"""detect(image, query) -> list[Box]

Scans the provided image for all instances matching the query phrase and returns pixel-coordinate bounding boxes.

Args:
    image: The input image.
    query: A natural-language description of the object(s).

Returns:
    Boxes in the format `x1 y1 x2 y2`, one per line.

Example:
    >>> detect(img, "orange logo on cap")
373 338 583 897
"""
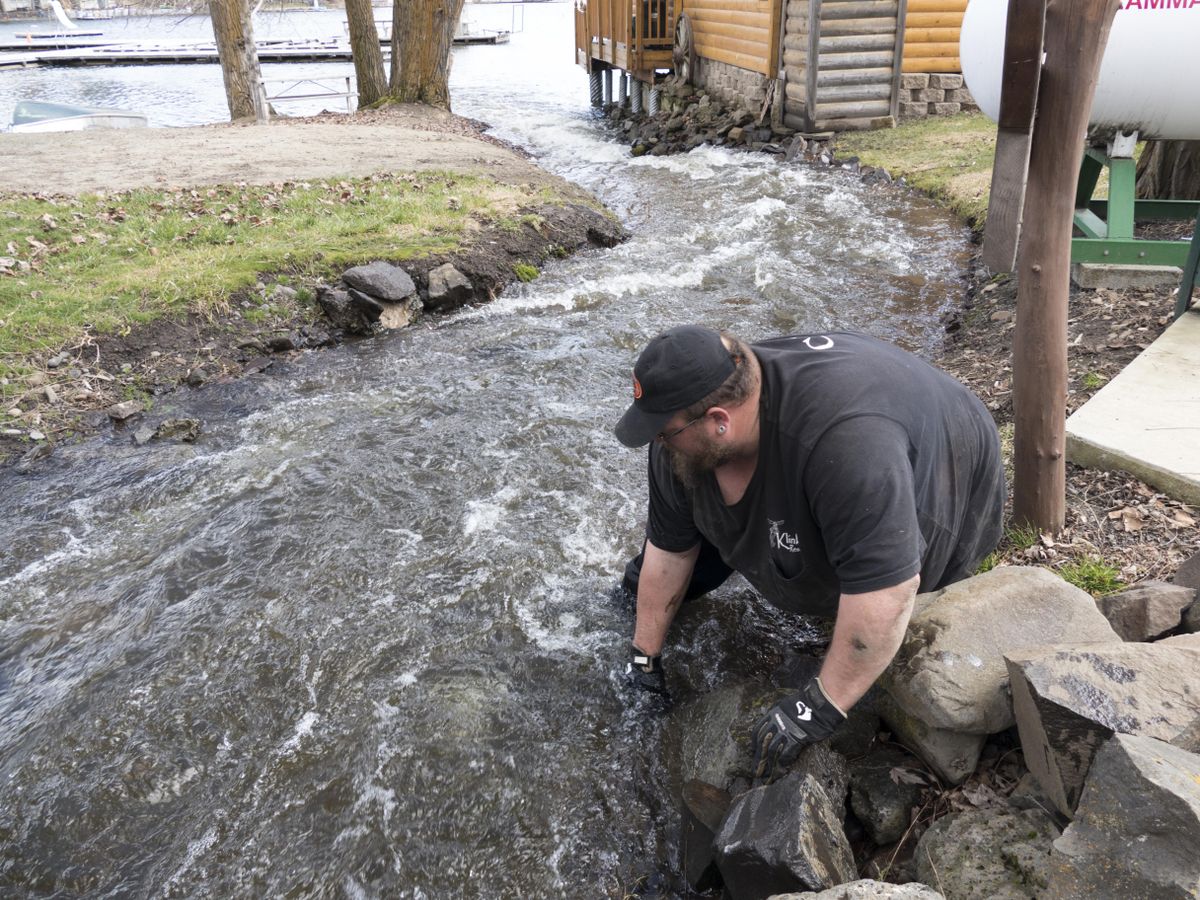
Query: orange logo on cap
633 375 643 399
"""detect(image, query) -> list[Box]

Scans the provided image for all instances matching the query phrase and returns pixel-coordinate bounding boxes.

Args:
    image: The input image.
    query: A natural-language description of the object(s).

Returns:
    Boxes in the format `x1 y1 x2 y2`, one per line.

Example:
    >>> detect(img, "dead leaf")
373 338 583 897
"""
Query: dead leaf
1121 508 1145 532
890 767 931 787
1172 510 1197 527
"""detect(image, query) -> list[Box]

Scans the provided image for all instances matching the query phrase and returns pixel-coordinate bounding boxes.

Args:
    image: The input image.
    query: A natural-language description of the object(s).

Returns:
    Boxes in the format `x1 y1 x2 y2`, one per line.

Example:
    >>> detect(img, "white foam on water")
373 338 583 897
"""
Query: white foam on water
462 485 519 536
280 711 319 755
163 824 219 895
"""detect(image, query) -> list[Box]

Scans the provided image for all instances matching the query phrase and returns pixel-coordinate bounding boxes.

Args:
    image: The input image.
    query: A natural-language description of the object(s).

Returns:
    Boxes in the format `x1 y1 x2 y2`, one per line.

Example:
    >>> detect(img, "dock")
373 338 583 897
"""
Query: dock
0 31 509 69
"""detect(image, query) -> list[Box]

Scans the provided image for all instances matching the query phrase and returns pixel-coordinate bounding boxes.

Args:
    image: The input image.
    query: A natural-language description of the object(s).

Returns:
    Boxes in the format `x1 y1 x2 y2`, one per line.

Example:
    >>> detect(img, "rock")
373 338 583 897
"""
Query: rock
186 367 208 386
341 261 416 301
25 371 46 387
848 746 925 844
267 333 302 353
42 384 58 404
269 284 298 303
425 263 475 312
862 167 893 186
681 780 731 892
675 684 756 791
46 352 69 369
155 418 201 443
768 881 944 899
881 567 1119 736
1006 636 1200 815
729 127 745 143
1049 734 1200 898
914 805 1061 899
875 689 983 786
1174 549 1200 593
106 400 143 422
316 286 373 335
1095 580 1195 640
15 441 53 472
785 135 809 162
377 297 422 330
1185 599 1200 635
714 771 857 899
347 287 385 322
132 425 156 446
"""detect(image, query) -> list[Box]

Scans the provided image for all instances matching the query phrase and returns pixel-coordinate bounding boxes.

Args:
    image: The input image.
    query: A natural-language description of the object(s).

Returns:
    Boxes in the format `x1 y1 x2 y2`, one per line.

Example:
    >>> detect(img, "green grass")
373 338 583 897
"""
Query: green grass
0 172 539 383
1057 557 1123 596
835 113 998 226
513 262 539 282
1082 372 1108 390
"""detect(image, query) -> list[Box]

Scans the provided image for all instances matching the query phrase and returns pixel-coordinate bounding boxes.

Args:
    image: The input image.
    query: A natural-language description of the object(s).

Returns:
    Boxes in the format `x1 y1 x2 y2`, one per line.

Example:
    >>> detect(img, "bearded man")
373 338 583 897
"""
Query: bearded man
614 325 1005 780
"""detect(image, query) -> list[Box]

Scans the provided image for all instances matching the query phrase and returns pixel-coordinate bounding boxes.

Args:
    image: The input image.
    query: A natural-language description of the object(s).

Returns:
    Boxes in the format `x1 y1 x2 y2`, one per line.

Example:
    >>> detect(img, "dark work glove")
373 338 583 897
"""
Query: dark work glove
751 676 847 784
625 645 667 695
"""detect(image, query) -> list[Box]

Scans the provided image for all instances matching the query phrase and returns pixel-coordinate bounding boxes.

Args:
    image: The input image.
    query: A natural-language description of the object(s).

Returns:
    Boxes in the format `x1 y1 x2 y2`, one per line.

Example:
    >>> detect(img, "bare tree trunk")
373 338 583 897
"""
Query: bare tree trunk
1010 0 1120 534
345 0 389 108
388 0 467 109
1135 140 1200 200
210 0 267 121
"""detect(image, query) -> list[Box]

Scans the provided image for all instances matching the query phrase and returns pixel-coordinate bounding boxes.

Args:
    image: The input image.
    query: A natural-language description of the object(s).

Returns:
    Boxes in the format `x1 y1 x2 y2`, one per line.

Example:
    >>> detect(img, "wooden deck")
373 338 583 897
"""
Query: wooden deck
574 0 675 79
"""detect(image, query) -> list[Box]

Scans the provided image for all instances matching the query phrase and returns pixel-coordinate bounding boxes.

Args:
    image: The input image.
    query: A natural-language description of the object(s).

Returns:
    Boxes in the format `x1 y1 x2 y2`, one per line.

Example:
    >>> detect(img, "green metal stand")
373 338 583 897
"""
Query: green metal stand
1177 209 1200 320
1072 142 1200 267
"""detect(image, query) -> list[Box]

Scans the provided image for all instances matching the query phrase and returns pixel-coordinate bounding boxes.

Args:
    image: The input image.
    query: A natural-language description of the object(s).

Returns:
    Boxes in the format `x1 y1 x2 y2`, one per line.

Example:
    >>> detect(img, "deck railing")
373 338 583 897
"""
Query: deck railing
575 0 674 76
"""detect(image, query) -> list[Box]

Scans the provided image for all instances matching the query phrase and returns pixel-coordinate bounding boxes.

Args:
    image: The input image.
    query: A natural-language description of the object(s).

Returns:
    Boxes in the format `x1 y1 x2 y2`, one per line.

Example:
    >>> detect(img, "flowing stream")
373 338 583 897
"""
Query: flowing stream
0 4 970 895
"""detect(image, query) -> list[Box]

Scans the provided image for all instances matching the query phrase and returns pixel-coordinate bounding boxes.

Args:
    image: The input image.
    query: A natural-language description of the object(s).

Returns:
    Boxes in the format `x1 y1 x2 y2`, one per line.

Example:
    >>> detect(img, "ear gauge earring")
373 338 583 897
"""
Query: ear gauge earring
718 426 727 434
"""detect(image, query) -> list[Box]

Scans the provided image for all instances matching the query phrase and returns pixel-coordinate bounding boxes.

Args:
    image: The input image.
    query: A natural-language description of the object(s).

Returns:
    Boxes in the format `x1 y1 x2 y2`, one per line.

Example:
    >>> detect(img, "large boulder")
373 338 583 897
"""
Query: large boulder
875 685 984 786
1095 580 1195 641
673 683 761 792
768 881 944 899
1005 634 1200 816
341 261 417 301
914 805 1062 899
714 770 857 900
1049 734 1200 898
882 567 1119 738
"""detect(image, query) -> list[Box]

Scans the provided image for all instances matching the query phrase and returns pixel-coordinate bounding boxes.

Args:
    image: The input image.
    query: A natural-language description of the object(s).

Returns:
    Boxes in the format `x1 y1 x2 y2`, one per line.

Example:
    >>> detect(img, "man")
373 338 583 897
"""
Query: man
614 326 1005 780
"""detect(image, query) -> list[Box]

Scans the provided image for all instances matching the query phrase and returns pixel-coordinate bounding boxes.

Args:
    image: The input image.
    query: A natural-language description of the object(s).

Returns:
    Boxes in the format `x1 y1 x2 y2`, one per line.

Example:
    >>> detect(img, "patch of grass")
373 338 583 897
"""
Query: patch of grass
1057 557 1123 596
976 522 1041 574
1082 372 1107 390
835 113 997 226
513 262 540 282
0 172 536 380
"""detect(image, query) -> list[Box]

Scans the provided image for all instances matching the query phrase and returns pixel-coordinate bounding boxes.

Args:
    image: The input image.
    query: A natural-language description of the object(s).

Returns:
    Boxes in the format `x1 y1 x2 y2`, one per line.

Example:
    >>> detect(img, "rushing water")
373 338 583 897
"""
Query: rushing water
0 5 970 896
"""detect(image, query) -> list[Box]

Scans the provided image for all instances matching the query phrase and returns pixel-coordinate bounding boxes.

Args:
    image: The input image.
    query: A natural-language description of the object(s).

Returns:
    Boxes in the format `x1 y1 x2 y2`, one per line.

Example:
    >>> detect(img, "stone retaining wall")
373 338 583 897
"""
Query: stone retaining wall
898 73 979 120
692 57 770 113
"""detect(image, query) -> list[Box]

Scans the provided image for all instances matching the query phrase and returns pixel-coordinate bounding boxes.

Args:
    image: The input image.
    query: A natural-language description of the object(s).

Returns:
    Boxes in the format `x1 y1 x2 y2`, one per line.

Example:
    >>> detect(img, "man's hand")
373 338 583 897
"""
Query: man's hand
625 644 668 695
751 677 846 783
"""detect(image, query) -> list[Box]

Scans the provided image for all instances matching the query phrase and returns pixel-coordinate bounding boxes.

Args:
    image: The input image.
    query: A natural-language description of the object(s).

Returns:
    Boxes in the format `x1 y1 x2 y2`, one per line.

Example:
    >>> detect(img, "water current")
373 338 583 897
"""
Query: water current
0 4 971 895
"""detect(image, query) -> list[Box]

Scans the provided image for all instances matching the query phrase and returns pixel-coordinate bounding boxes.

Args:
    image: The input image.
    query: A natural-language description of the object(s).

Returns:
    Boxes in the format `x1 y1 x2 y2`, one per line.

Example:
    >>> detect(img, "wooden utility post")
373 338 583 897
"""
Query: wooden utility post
1011 0 1120 532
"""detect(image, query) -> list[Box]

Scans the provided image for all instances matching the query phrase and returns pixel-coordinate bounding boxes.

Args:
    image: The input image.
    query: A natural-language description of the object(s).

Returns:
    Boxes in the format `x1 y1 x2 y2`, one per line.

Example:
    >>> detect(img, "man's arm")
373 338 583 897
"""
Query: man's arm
632 539 700 656
818 574 920 712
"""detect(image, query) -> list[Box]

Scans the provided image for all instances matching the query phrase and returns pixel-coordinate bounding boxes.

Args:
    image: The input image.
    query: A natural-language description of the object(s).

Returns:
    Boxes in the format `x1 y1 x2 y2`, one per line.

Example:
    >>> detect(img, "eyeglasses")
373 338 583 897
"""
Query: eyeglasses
656 413 706 444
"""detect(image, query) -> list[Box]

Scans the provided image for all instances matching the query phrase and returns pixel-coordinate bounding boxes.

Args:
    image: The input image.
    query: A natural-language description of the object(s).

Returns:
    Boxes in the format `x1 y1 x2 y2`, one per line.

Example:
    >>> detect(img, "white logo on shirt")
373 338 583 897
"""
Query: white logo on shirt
769 519 802 553
803 335 835 350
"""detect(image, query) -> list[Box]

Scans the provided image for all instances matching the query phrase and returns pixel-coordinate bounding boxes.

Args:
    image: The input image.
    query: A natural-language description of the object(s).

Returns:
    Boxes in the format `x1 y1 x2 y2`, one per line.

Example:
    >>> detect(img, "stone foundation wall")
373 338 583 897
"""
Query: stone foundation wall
692 57 769 113
898 73 979 120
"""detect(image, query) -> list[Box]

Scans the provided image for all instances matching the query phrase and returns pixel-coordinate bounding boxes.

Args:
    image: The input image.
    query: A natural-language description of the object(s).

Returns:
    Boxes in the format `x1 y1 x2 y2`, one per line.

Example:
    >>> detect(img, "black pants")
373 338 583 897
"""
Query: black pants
621 536 734 602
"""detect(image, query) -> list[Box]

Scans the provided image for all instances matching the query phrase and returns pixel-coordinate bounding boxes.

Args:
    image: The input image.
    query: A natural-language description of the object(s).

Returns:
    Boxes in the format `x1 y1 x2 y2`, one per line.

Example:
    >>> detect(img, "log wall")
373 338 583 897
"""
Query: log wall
685 0 779 77
901 0 965 73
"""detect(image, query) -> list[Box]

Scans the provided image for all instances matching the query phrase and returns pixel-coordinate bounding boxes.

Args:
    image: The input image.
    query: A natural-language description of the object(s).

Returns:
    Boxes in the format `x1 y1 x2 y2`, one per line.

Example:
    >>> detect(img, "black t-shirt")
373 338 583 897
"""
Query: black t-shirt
645 332 1005 617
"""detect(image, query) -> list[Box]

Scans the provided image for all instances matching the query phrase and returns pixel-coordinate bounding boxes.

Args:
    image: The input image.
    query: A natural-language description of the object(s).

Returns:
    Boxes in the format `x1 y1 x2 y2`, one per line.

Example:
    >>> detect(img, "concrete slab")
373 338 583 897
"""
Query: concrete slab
1071 263 1183 291
1066 309 1200 505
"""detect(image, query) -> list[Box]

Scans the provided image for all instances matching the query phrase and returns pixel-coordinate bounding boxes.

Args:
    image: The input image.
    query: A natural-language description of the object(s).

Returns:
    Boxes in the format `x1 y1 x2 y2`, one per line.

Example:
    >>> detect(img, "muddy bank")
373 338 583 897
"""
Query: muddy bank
0 108 626 468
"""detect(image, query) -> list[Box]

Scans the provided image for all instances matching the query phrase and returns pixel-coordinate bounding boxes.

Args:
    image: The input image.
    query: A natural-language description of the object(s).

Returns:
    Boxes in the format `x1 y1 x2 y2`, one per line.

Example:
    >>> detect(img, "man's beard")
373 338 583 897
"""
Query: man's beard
668 436 736 488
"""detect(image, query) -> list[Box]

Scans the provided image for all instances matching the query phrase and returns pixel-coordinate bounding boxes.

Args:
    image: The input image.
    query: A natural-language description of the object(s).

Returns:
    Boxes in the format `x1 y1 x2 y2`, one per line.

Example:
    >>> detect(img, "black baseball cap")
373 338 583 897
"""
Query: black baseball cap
614 326 735 448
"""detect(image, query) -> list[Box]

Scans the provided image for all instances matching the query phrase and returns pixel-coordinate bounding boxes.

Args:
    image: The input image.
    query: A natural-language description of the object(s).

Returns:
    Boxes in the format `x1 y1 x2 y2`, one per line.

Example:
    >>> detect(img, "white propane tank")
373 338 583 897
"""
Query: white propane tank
960 0 1200 141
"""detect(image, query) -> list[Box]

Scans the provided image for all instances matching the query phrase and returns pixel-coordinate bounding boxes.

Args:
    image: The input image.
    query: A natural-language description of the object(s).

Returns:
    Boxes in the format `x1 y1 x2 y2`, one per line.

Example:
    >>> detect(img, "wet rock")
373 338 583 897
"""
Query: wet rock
681 780 731 892
714 770 857 899
378 296 423 330
341 261 416 301
186 366 208 386
848 746 925 844
914 805 1061 899
316 285 373 335
1095 580 1195 640
155 418 201 443
768 880 944 899
785 135 809 162
875 689 983 785
881 567 1119 737
267 333 303 353
15 441 53 473
348 288 385 322
1006 634 1200 815
729 127 745 143
675 683 765 791
1049 734 1200 898
425 263 475 312
862 167 893 186
132 425 155 446
106 400 143 422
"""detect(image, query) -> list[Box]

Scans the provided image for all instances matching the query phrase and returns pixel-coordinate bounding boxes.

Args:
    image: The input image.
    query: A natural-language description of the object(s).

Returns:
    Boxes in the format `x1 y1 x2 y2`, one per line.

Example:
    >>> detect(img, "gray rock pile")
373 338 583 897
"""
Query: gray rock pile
668 562 1200 899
